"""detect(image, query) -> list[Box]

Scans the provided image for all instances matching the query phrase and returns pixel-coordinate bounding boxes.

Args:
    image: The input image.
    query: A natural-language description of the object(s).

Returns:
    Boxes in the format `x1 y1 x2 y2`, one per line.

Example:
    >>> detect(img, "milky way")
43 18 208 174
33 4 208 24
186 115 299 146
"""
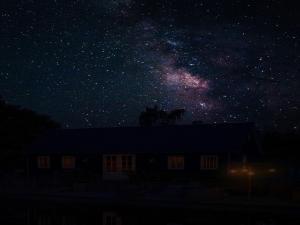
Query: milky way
1 0 300 131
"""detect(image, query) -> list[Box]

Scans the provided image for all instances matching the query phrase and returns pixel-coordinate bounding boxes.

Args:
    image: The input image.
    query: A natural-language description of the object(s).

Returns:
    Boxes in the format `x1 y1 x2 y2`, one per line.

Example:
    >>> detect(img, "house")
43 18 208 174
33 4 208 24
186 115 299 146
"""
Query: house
26 123 260 187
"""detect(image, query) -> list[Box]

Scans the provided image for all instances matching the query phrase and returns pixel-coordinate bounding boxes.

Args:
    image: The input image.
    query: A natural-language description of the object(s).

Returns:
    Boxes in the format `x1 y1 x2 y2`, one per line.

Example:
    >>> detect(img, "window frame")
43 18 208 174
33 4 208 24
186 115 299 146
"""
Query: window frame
167 155 185 170
37 156 50 169
121 155 134 172
62 155 76 169
200 155 218 170
103 154 135 173
103 155 118 172
103 212 121 225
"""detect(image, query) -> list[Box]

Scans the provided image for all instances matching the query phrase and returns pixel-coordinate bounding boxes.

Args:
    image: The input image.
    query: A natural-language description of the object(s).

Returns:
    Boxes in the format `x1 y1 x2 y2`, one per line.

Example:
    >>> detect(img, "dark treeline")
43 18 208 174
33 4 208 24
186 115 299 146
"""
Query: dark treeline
262 131 300 159
0 96 60 169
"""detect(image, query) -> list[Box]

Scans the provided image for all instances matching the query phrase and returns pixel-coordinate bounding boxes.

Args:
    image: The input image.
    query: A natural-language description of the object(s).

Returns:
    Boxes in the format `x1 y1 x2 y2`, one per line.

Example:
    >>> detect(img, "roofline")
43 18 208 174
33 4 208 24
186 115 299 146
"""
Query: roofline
56 122 256 132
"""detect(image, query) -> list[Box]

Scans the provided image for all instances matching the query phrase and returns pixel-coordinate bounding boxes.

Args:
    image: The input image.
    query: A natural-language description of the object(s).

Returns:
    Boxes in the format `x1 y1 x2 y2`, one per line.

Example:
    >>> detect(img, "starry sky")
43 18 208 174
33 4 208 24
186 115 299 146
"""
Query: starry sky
1 0 300 130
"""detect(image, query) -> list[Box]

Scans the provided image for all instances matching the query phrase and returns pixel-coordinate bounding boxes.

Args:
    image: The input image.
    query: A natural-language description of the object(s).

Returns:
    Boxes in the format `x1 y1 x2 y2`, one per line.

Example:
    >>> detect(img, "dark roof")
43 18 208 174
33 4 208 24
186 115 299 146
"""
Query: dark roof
28 123 258 155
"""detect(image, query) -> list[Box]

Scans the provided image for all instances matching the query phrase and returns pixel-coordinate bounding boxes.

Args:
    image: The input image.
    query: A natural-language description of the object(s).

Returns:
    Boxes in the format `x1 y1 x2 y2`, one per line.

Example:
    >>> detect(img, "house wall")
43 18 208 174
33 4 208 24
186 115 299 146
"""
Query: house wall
27 152 245 186
28 154 103 187
134 153 230 183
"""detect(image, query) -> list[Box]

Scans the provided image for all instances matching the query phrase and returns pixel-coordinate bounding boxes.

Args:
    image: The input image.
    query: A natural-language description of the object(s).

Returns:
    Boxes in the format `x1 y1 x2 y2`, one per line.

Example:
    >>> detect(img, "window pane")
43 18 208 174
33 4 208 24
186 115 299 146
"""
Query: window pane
168 156 184 170
62 156 75 169
104 155 117 172
37 156 50 169
200 155 218 170
104 155 135 173
121 155 134 171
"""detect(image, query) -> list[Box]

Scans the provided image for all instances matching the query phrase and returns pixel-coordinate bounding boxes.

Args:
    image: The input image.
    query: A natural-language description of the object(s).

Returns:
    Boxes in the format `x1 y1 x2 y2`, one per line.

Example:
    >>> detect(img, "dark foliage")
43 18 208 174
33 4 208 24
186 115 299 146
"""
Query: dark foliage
0 96 60 169
262 131 300 160
139 106 185 127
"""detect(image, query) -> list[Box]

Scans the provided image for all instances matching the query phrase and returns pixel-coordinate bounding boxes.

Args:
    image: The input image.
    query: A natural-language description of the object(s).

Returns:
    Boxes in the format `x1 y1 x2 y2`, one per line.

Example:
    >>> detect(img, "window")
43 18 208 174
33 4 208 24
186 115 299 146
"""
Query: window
37 156 50 169
103 155 135 173
121 155 134 171
168 156 184 170
38 215 51 225
61 215 77 225
200 155 218 170
103 212 122 225
104 155 117 172
62 156 76 169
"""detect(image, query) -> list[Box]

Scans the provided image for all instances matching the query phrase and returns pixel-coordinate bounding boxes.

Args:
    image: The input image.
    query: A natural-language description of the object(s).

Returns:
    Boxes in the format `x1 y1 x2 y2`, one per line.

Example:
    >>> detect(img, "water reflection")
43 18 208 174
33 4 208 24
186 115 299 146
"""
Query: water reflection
1 203 299 225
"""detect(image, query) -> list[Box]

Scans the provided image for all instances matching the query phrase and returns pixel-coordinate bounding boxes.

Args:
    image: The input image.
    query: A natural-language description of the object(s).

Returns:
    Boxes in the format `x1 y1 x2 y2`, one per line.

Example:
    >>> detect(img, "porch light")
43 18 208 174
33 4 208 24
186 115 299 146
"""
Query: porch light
241 168 249 173
248 171 255 176
268 168 276 173
229 169 237 174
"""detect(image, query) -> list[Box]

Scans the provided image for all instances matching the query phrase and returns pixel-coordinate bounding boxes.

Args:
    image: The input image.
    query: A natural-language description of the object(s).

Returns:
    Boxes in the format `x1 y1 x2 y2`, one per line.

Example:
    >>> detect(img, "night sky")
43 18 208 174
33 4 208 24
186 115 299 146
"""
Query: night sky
1 0 300 130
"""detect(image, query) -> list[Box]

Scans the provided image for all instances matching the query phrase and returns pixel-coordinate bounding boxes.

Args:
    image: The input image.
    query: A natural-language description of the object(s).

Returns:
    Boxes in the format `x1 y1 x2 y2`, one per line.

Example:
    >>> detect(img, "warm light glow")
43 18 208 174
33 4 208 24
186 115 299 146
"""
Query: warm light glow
229 168 255 176
229 169 237 174
241 168 249 173
268 168 276 173
248 171 255 176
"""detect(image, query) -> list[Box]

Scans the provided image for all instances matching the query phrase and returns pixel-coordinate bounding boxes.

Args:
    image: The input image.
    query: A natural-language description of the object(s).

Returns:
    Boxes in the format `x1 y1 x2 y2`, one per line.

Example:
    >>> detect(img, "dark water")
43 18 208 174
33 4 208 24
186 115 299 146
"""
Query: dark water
1 202 300 225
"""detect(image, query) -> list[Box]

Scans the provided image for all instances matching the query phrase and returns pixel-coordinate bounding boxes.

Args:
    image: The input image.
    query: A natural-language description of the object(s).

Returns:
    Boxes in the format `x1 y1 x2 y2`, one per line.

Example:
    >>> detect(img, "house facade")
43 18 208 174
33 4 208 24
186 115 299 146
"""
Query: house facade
26 123 260 186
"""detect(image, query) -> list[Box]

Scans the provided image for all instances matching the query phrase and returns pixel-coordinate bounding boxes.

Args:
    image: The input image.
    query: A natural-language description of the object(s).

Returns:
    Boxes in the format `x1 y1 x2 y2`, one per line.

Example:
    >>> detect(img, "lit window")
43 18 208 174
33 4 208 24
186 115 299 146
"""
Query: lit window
62 156 75 169
103 155 135 173
200 155 218 170
168 156 184 170
37 156 50 169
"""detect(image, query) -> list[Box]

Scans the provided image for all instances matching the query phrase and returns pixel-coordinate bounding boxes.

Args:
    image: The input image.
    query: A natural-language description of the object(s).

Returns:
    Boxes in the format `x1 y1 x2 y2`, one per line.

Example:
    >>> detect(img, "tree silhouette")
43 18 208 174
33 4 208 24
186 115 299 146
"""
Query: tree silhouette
262 131 300 159
0 96 60 169
167 109 185 125
139 106 185 127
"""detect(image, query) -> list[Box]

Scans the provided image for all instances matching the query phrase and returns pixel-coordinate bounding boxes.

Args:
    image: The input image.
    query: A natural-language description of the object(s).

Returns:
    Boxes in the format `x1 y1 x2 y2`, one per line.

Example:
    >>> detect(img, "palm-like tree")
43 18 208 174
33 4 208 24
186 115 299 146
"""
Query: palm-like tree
139 106 185 127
